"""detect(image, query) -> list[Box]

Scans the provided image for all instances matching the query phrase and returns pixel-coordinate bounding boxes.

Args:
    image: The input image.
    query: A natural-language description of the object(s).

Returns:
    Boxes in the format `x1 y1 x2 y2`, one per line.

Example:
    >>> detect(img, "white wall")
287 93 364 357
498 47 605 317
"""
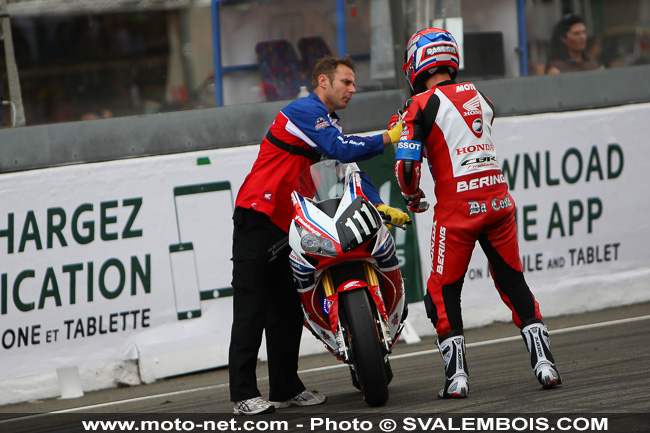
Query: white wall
1 103 649 406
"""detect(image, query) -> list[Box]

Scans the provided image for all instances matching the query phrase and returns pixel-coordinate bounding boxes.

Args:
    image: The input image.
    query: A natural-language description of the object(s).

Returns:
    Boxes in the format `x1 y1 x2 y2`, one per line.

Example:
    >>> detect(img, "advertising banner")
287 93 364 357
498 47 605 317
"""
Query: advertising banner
1 103 649 403
0 148 259 387
412 102 650 330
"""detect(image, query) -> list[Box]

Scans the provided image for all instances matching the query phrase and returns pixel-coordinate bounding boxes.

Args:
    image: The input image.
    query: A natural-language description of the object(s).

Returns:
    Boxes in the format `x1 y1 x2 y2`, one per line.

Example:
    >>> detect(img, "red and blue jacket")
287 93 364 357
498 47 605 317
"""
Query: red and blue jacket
236 92 385 231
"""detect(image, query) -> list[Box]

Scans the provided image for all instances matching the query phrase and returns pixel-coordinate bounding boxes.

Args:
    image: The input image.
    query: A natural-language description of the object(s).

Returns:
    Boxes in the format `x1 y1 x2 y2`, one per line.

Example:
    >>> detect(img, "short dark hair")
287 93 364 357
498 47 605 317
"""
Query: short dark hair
312 55 355 88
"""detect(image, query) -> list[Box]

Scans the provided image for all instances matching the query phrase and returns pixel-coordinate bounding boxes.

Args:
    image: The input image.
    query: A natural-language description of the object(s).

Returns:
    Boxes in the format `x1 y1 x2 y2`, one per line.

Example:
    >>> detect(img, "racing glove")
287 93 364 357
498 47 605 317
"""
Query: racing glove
388 114 400 130
387 120 403 144
376 204 411 229
402 189 429 213
387 110 404 144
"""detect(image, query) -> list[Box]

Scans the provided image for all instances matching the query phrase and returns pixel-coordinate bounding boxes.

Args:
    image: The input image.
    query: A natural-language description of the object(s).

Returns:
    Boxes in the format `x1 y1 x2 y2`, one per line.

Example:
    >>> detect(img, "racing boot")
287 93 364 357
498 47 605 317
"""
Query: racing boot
521 322 562 389
437 334 469 398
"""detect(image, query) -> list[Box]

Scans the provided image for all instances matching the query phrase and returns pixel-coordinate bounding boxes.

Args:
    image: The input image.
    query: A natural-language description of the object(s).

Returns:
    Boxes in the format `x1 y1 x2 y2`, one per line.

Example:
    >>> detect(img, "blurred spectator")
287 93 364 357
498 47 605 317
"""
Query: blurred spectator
80 109 114 121
546 15 603 74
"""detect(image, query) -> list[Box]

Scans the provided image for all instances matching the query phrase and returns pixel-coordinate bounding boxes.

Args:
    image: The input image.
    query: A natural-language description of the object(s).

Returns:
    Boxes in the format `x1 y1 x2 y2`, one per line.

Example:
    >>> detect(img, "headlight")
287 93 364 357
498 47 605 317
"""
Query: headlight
300 233 337 257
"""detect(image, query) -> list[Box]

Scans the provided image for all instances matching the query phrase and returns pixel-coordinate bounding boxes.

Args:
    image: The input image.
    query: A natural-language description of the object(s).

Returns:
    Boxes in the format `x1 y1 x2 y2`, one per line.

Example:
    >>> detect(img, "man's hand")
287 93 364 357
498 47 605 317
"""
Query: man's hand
387 120 403 144
377 204 411 229
401 189 429 213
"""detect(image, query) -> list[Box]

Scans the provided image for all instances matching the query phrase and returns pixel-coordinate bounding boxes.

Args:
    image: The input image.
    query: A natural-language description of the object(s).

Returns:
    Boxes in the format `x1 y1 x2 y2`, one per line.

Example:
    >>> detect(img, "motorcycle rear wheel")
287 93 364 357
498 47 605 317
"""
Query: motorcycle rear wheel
341 288 389 407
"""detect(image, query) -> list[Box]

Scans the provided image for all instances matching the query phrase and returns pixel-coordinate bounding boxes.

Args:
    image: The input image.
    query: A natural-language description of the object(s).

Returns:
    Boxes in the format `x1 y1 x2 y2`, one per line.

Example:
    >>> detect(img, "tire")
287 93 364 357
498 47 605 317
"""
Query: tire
385 358 393 386
341 288 389 407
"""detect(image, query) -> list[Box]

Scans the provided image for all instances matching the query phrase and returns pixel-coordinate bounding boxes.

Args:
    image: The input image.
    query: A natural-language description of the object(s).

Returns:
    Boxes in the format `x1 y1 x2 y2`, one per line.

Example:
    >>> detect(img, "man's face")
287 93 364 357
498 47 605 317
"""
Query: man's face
324 64 356 111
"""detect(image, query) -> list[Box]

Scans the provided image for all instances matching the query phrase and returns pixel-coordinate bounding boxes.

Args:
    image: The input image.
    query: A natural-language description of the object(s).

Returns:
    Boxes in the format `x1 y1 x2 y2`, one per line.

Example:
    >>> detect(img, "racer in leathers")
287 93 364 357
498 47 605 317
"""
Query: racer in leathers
230 55 407 415
394 28 562 399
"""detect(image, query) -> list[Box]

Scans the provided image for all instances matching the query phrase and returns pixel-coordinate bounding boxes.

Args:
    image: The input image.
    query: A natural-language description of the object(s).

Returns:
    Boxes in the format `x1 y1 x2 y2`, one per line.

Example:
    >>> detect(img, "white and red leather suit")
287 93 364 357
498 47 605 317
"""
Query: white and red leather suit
395 80 543 339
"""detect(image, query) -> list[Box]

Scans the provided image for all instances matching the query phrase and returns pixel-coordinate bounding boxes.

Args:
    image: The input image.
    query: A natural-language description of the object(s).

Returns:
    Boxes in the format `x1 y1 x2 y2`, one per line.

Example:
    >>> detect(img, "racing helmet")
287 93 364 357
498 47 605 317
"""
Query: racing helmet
403 28 459 93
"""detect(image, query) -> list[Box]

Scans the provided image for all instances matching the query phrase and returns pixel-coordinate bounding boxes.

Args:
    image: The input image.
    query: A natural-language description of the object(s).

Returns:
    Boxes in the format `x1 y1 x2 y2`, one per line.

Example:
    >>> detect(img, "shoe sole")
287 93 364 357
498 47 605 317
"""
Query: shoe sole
541 376 562 389
233 405 275 415
438 390 468 399
272 396 327 408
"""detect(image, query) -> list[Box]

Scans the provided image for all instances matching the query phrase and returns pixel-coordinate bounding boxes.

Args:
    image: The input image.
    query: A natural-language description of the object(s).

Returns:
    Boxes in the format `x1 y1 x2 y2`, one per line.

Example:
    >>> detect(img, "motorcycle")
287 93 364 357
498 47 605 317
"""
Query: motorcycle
283 160 408 407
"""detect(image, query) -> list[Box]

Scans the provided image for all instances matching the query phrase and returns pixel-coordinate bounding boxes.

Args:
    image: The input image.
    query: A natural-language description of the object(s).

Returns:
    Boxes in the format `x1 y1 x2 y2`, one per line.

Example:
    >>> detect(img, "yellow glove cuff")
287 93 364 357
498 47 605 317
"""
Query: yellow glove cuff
387 121 403 144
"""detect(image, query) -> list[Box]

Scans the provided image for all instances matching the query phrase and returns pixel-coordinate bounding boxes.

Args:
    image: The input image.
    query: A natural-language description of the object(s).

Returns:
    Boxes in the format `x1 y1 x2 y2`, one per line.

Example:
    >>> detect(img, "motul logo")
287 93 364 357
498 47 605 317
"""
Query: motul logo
456 83 476 92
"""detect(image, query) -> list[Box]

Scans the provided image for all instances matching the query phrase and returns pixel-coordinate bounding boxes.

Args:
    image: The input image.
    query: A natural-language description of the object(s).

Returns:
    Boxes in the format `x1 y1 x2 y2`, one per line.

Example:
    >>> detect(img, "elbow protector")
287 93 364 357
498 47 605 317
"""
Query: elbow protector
395 159 421 196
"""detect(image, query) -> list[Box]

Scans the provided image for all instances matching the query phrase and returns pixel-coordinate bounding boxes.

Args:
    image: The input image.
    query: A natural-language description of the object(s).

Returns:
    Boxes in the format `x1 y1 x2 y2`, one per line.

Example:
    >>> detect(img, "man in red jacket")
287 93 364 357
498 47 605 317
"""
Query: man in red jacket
230 55 406 415
394 29 562 399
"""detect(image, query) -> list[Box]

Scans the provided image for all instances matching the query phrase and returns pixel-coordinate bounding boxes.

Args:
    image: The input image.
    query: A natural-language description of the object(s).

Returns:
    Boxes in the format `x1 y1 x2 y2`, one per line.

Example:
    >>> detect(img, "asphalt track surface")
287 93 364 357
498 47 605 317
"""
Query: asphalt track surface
2 302 649 432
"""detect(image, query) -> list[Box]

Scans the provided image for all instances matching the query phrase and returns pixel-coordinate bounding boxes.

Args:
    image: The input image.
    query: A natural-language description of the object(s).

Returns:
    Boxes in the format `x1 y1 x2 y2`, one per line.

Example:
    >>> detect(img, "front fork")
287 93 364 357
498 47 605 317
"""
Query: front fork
323 262 394 363
362 262 394 355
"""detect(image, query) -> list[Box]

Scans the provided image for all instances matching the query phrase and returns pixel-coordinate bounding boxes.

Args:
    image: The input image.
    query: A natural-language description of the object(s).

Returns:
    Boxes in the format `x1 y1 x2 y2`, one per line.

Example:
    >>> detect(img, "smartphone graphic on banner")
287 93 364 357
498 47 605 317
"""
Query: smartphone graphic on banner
173 181 234 300
169 242 202 320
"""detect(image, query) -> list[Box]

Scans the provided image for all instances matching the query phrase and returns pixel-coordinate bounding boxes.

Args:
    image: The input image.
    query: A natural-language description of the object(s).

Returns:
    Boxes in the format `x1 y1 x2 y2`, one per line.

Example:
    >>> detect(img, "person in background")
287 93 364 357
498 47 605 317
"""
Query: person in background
546 14 602 74
229 55 407 415
394 28 562 399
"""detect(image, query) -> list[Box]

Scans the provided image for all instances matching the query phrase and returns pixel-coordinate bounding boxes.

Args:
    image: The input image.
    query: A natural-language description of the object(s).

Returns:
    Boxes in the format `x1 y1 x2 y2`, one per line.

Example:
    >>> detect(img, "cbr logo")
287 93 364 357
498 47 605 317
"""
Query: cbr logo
461 156 497 166
491 196 513 211
468 201 487 215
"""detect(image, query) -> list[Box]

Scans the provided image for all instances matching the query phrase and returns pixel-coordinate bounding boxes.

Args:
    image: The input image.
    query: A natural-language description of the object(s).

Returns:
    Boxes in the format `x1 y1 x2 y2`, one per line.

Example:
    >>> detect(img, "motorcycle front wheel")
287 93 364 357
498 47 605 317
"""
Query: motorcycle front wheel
341 288 389 407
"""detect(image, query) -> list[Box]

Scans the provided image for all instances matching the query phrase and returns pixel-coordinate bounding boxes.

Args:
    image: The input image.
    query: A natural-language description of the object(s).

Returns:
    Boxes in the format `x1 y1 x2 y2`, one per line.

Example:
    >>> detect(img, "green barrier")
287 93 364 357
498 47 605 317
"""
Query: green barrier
359 146 425 304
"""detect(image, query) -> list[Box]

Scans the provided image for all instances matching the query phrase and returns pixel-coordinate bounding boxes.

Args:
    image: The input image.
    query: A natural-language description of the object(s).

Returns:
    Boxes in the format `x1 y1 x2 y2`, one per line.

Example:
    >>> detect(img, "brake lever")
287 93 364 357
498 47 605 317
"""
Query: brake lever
379 213 411 230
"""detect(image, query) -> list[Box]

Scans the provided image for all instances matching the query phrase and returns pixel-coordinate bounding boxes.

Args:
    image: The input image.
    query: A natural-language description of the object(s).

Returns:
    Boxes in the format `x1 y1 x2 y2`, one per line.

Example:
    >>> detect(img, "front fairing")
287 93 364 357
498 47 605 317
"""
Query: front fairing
289 160 384 267
288 161 405 358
